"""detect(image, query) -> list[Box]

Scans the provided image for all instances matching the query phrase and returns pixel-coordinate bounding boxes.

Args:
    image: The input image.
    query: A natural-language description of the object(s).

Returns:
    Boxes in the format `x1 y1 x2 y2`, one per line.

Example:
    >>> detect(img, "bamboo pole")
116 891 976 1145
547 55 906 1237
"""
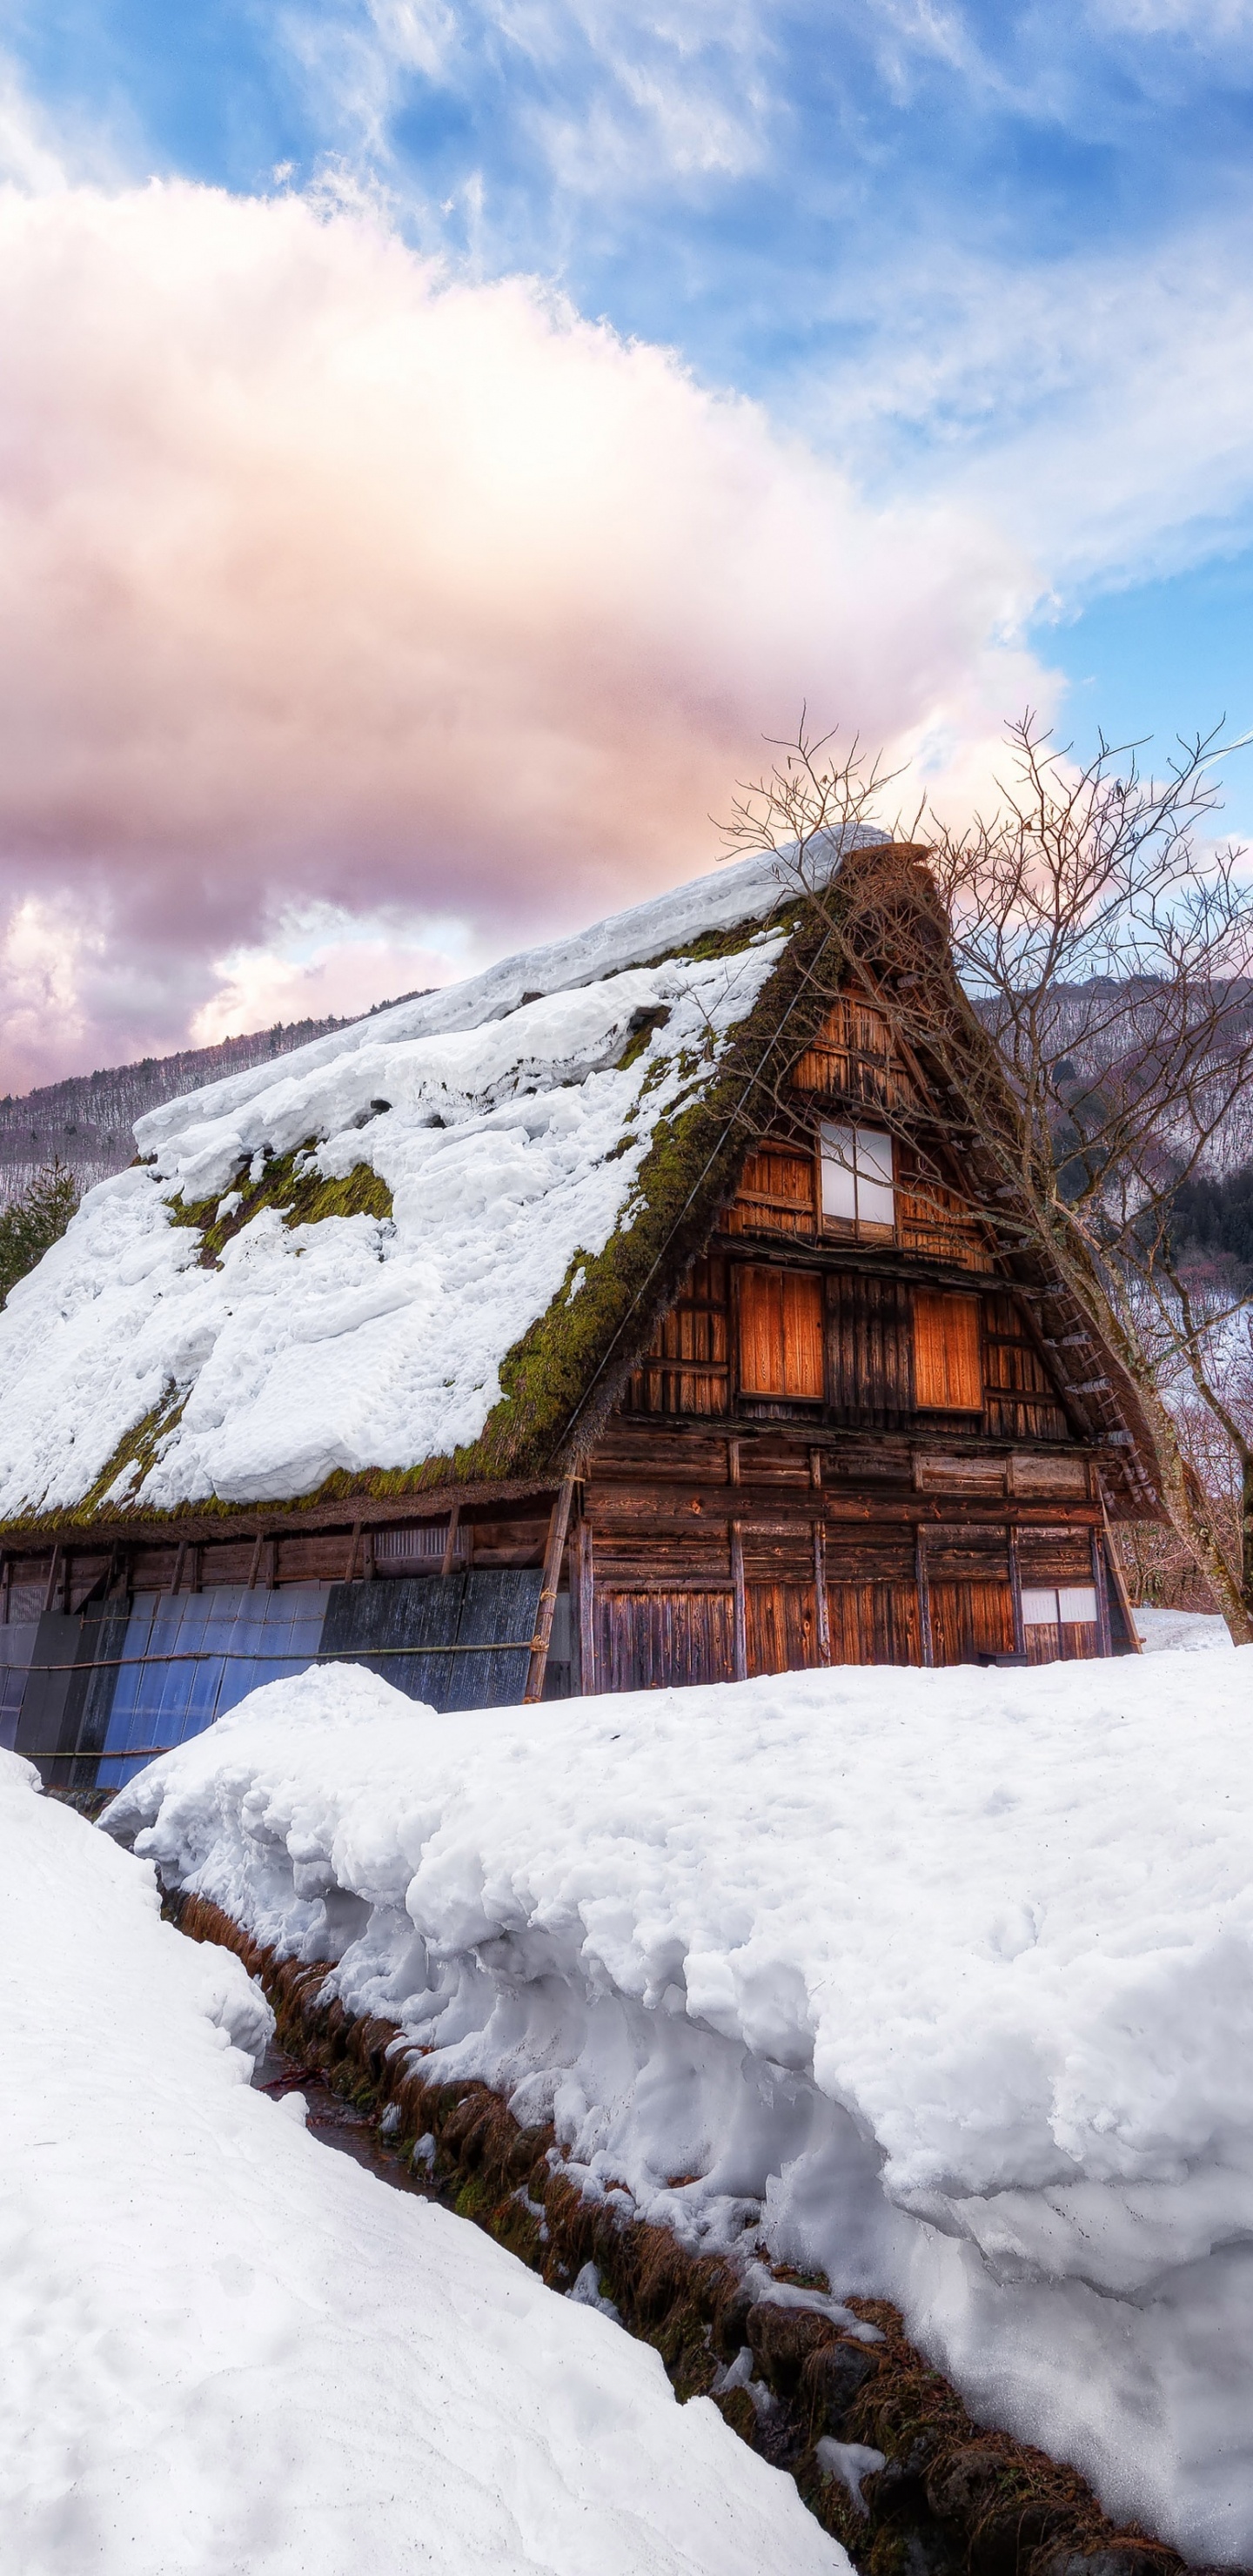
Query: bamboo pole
524 1476 576 1704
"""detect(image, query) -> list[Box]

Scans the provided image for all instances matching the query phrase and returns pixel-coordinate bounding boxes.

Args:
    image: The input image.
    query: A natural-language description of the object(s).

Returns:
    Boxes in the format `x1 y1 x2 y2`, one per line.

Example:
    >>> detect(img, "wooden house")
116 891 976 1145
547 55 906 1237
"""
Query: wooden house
0 836 1157 1793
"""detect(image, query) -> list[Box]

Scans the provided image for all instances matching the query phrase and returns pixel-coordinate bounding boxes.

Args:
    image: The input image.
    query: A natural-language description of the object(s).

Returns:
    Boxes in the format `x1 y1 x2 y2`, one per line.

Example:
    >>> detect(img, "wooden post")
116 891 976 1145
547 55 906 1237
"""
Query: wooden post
524 1475 576 1705
43 1545 61 1616
727 1437 740 1487
362 1531 375 1585
169 1540 187 1597
915 1523 935 1668
1090 1523 1114 1659
813 1519 832 1667
247 1531 265 1589
1099 1496 1142 1653
439 1505 460 1579
266 1536 279 1591
731 1520 747 1681
344 1520 362 1584
1008 1525 1027 1659
576 1517 596 1697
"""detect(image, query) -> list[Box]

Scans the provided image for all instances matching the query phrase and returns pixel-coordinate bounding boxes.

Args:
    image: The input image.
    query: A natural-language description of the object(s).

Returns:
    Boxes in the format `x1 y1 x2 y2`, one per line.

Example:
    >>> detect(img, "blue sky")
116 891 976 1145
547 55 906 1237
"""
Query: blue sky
2 1 1253 1078
13 1 1253 748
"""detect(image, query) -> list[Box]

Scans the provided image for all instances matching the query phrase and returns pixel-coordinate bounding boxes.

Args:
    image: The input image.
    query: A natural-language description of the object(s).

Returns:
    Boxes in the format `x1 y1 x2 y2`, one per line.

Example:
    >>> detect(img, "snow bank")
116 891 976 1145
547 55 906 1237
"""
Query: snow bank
112 1648 1253 2564
0 1747 846 2576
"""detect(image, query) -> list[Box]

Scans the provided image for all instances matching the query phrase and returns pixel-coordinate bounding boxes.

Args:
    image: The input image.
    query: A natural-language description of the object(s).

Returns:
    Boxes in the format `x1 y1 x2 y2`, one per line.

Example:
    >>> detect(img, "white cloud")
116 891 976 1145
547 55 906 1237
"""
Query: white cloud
0 171 1045 1088
799 208 1253 592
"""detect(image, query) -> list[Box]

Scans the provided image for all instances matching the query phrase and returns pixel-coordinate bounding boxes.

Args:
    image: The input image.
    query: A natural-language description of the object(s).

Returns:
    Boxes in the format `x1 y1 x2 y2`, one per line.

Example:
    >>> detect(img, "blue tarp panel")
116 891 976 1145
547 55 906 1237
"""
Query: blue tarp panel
97 1582 332 1789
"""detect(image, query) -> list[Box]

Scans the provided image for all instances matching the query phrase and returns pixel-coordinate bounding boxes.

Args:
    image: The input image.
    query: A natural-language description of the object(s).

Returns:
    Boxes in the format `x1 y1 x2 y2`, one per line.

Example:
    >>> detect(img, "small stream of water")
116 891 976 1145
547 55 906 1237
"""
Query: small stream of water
251 2033 445 2202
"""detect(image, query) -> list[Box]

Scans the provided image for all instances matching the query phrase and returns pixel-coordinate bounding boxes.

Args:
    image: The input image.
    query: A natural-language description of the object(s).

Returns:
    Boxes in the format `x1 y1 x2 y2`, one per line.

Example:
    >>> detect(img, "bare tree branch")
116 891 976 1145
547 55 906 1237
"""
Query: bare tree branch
717 713 1253 1640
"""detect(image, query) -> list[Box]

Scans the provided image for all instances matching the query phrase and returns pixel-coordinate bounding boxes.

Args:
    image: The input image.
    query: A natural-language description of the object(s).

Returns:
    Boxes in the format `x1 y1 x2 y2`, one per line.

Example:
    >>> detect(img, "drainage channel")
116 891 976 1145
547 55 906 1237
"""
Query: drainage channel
191 1893 1183 2576
251 2033 444 2200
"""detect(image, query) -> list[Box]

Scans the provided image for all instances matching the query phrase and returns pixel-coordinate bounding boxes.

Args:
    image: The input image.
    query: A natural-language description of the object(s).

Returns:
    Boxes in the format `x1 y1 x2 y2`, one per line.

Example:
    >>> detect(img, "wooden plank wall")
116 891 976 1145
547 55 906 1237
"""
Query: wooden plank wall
624 1258 1071 1446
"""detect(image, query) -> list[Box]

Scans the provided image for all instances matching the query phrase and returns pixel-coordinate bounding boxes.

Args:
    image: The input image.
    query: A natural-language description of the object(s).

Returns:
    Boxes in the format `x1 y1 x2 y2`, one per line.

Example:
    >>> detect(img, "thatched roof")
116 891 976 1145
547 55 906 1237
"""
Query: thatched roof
0 842 881 1537
0 833 1164 1540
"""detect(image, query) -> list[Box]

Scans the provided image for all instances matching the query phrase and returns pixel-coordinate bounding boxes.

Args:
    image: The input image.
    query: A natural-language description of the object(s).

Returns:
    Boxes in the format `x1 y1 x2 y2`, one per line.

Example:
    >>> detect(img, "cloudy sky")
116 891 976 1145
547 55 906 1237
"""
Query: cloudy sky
1 1 1252 1087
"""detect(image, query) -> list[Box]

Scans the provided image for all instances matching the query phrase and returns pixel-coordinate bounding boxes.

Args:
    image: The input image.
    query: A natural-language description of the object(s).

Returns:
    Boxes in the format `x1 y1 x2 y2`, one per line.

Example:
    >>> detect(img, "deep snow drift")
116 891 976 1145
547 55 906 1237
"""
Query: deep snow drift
0 1748 846 2576
112 1647 1253 2565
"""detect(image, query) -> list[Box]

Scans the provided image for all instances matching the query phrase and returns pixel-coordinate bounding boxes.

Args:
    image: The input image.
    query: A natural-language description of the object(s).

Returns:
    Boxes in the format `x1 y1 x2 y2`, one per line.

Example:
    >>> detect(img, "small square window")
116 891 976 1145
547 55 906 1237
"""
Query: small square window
820 1123 895 1231
1022 1585 1098 1628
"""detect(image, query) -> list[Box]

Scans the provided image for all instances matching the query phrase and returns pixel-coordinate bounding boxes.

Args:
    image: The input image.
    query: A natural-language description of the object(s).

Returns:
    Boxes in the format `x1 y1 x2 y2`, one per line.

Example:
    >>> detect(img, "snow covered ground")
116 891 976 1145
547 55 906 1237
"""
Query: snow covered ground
1133 1606 1234 1652
0 1748 847 2576
111 1646 1253 2566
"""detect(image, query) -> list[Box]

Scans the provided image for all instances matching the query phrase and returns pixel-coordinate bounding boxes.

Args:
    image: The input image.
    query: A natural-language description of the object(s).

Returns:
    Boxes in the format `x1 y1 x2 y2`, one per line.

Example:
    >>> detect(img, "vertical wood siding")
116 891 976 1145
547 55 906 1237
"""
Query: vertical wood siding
827 1582 922 1667
895 1145 993 1271
982 1292 1069 1441
788 997 918 1113
928 1580 1016 1665
724 1144 817 1238
914 1290 983 1412
737 1267 825 1399
826 1271 915 1423
624 1256 730 1415
596 1589 735 1691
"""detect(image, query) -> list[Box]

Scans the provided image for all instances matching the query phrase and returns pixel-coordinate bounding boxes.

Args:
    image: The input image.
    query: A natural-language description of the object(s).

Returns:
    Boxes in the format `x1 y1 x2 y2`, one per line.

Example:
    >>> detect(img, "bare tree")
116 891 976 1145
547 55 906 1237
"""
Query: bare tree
720 715 1253 1641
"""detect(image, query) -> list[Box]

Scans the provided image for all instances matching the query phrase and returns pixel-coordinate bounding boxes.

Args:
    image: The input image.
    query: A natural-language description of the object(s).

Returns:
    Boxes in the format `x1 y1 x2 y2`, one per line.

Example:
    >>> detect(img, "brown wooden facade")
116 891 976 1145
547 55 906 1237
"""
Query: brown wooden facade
576 988 1138 1686
2 983 1146 1779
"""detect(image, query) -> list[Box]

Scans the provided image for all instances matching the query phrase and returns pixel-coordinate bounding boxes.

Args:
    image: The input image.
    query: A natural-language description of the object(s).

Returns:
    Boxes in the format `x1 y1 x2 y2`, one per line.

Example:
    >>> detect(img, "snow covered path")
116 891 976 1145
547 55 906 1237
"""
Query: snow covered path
112 1647 1253 2566
0 1749 847 2576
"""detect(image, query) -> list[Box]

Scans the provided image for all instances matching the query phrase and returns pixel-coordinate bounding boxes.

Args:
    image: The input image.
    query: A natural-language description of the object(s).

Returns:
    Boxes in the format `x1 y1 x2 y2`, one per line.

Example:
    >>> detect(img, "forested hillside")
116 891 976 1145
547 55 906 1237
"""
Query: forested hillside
0 996 425 1208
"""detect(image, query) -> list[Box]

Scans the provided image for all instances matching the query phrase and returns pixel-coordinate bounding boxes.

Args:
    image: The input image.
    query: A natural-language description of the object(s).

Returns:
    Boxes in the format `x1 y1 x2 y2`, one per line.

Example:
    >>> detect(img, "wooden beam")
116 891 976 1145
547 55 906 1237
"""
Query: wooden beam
1096 1495 1142 1652
915 1523 935 1667
1089 1524 1113 1659
43 1545 61 1616
524 1474 576 1705
439 1504 460 1580
246 1532 264 1589
1008 1526 1027 1660
344 1519 362 1584
813 1519 832 1666
730 1520 747 1680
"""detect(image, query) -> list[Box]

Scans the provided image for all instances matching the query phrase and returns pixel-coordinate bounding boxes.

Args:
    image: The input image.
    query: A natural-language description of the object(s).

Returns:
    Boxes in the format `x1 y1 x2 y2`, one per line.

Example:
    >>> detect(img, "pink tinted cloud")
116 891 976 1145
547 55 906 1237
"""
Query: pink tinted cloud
0 176 1046 1088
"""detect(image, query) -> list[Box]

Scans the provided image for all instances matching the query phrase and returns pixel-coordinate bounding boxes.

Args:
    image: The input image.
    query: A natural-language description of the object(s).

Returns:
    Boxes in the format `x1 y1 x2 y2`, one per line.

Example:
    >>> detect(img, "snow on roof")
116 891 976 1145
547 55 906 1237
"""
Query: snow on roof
135 836 880 1164
2 1748 848 2576
111 1643 1253 2566
0 841 870 1530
